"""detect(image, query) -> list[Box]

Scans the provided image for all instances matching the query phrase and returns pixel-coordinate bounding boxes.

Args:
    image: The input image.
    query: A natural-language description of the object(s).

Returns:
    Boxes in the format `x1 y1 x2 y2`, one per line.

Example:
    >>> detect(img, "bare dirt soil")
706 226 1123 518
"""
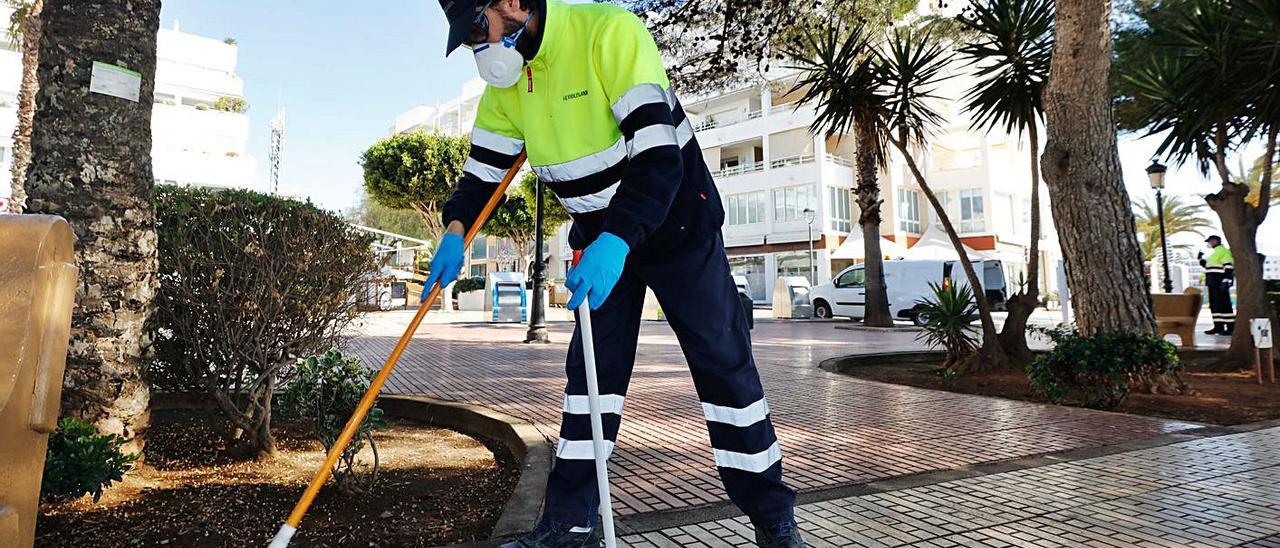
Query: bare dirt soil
36 409 519 547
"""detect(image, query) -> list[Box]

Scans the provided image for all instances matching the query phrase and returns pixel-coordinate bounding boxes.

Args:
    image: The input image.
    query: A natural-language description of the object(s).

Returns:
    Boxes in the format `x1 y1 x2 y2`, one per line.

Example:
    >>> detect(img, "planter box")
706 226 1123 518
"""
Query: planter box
457 290 484 311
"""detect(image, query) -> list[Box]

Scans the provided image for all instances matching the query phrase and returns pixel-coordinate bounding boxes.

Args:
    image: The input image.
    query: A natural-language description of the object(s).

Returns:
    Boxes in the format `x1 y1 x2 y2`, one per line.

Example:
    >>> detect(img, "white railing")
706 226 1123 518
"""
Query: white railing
827 155 854 168
714 162 766 178
693 109 764 132
769 154 816 169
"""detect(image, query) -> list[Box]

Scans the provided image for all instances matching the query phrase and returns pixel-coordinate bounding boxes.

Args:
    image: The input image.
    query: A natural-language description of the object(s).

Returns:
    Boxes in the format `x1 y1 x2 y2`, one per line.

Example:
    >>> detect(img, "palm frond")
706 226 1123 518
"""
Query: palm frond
877 28 953 147
955 0 1053 136
783 22 890 168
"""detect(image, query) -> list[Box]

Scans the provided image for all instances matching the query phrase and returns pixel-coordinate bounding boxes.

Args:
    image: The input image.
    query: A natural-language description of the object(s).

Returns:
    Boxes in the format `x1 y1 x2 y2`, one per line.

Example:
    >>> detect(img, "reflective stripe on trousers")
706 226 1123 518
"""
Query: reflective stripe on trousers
540 233 796 528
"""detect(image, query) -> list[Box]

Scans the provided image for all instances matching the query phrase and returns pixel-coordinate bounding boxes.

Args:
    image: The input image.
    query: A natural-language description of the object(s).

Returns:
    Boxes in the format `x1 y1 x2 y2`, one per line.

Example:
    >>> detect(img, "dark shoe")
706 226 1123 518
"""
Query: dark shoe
755 520 807 548
1222 325 1234 336
1205 323 1223 335
500 521 602 548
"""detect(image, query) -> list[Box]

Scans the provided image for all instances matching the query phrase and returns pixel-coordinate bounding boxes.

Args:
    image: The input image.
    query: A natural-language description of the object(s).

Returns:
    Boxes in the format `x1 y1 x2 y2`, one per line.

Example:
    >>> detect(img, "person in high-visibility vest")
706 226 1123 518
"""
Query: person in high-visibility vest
424 1 803 546
1199 235 1235 335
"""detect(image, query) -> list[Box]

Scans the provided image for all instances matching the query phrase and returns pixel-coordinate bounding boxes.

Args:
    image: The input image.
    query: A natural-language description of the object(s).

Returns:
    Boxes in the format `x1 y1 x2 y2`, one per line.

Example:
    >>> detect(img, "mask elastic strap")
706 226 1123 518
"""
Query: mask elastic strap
502 10 534 48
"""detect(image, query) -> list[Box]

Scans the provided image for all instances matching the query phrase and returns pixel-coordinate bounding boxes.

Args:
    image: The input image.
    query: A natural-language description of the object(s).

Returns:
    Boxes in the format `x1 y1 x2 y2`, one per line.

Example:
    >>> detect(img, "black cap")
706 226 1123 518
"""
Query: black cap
440 0 478 55
1205 235 1221 243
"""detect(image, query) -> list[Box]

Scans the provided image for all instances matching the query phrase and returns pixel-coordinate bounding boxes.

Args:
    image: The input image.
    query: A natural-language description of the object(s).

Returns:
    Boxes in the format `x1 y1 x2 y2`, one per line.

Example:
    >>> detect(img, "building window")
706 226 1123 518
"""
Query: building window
897 188 921 234
959 188 985 233
772 184 817 222
827 186 852 233
470 237 488 260
727 191 767 226
470 264 488 278
776 251 814 285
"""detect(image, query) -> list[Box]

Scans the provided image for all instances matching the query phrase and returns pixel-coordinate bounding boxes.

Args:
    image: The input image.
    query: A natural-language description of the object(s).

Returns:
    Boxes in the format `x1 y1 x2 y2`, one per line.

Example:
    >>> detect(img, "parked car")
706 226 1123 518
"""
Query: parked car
810 259 1008 324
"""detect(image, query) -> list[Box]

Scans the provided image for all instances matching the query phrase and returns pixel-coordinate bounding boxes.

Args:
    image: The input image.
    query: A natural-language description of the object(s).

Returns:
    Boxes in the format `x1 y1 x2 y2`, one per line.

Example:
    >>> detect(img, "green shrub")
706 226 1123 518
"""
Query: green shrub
452 276 485 297
42 418 139 503
278 349 385 493
915 282 979 367
1027 327 1180 409
212 96 247 113
150 186 375 457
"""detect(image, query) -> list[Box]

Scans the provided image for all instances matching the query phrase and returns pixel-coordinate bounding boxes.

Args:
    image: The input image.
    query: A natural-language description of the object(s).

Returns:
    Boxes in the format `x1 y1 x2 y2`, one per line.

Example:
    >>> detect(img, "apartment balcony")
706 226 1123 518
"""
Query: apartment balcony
712 162 766 178
694 109 763 131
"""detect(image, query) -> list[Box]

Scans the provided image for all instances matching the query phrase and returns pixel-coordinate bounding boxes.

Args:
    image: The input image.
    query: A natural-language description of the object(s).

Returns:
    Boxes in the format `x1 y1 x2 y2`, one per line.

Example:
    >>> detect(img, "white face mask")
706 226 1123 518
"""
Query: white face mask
473 11 532 88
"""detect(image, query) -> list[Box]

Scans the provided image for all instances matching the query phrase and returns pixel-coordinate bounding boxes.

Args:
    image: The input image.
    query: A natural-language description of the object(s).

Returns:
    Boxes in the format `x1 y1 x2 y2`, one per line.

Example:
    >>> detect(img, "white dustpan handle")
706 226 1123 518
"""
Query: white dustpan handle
577 299 618 548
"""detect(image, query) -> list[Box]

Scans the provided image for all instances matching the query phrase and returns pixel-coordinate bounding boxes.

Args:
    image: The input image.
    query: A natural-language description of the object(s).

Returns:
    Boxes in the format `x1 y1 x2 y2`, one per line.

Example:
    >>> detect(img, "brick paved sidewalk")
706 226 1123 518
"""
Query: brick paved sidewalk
348 313 1201 521
624 425 1280 547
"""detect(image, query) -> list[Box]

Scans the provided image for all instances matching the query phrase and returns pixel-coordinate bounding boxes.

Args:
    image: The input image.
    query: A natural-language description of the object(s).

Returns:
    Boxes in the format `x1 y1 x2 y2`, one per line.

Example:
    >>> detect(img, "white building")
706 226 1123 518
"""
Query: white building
684 70 1056 303
0 15 257 209
397 66 1059 301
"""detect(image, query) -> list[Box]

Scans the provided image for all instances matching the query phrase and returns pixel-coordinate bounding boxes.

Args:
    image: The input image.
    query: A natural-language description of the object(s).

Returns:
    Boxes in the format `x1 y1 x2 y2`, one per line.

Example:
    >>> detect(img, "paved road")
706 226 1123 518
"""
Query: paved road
347 313 1200 521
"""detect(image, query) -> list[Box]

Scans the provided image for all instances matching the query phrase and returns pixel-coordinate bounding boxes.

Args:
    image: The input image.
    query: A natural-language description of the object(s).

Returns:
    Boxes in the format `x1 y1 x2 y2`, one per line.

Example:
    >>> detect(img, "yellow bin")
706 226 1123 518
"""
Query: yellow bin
0 214 78 547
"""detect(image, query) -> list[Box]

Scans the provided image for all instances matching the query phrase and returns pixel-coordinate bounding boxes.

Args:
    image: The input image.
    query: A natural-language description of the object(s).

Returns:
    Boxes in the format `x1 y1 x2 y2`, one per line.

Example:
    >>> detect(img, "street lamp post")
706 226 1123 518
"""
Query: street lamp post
1146 160 1173 294
525 179 550 343
803 208 816 285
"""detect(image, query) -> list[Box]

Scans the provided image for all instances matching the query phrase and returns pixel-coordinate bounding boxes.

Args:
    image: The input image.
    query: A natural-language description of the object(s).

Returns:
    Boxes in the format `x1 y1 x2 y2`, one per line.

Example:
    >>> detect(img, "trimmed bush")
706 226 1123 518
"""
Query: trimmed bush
42 417 139 503
451 276 485 297
150 186 375 456
278 349 384 494
1027 327 1180 409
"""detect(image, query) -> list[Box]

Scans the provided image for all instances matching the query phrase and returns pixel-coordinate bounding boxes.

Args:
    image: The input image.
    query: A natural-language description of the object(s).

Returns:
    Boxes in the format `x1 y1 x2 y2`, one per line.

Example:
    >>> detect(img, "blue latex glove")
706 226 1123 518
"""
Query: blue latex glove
566 232 630 310
423 232 464 302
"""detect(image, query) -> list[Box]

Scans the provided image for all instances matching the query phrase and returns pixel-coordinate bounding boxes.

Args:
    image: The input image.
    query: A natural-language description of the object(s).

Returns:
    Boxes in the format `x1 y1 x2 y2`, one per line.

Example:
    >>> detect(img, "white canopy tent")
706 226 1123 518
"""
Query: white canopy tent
830 230 908 260
902 224 983 260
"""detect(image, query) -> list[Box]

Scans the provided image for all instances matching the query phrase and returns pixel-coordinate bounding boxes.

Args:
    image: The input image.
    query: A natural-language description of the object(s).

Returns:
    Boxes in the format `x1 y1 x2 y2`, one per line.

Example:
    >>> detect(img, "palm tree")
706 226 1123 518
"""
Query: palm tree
785 23 895 327
1132 195 1214 262
5 0 40 213
21 0 161 448
1122 0 1277 367
956 0 1053 364
877 28 1010 371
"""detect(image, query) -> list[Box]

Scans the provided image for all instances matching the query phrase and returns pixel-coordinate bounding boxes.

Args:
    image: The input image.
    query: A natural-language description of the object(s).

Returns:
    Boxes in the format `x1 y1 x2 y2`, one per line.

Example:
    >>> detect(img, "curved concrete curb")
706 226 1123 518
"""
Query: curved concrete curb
379 395 550 541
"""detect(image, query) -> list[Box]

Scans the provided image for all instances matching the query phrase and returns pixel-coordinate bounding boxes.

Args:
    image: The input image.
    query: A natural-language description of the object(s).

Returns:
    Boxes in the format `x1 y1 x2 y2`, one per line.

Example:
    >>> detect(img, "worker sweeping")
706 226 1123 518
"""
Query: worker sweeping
1200 235 1235 335
426 0 804 546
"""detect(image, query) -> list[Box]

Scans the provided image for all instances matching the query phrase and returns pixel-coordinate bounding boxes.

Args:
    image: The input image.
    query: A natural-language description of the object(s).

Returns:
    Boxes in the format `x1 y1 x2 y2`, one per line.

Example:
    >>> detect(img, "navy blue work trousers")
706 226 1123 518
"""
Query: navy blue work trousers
541 234 796 528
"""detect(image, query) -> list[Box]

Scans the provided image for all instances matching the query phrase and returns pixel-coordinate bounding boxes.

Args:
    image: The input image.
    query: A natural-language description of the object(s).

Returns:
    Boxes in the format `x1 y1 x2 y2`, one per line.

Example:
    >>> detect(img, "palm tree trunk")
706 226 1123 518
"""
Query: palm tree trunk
7 0 42 213
855 122 893 327
998 124 1042 364
894 138 1005 371
22 0 161 450
1040 0 1156 336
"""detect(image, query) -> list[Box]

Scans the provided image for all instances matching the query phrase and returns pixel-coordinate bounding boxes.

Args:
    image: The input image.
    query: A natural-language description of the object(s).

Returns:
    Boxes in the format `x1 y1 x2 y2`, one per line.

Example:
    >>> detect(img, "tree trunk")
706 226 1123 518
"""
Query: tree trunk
22 0 162 450
895 139 1007 372
1205 129 1276 370
855 122 893 327
998 124 1042 365
1040 0 1156 336
7 0 42 213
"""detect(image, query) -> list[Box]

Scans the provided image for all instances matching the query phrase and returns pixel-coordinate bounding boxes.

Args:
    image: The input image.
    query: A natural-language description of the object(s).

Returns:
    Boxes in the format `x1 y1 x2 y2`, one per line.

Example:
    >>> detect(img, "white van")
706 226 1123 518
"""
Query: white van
810 259 1008 324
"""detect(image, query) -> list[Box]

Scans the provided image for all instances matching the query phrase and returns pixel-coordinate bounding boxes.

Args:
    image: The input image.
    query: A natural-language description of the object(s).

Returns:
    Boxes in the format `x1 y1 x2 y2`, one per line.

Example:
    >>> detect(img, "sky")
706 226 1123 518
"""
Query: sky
158 1 1276 251
159 0 479 214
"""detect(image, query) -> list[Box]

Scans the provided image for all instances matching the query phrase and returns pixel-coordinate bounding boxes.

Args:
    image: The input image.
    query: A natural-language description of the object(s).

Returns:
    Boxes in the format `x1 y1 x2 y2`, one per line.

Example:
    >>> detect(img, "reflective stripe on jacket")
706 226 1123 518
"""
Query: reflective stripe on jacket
1203 245 1234 275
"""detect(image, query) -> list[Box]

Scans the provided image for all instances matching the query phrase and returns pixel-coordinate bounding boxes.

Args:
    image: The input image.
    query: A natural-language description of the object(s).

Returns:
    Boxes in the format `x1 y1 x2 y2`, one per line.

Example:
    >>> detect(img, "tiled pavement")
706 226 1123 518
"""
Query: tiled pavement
623 426 1280 547
346 313 1201 521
